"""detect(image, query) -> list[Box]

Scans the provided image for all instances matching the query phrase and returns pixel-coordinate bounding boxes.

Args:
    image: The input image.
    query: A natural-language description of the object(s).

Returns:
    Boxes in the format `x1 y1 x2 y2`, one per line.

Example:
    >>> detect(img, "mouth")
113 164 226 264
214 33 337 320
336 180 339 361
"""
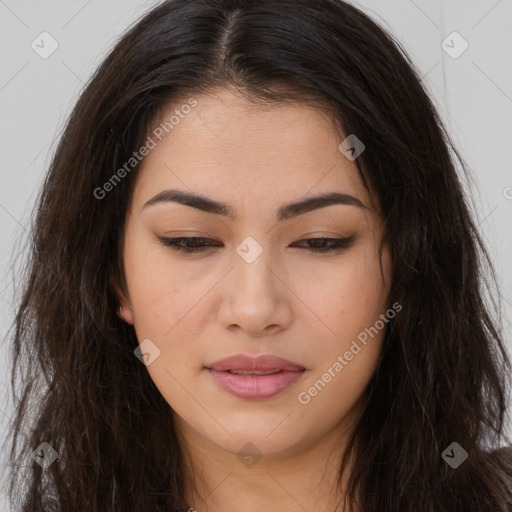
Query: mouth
205 367 306 399
204 353 306 399
222 369 286 376
206 353 305 372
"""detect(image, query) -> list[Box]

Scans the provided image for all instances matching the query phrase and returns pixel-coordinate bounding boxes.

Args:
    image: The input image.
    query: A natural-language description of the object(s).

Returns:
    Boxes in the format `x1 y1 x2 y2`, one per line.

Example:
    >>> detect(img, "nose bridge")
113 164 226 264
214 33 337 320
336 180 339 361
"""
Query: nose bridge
221 241 287 335
216 231 296 335
234 235 277 291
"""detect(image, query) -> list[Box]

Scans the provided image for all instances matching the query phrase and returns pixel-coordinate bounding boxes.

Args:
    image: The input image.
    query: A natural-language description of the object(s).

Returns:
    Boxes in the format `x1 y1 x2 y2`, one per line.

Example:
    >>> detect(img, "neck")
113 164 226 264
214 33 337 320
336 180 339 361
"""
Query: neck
178 419 357 512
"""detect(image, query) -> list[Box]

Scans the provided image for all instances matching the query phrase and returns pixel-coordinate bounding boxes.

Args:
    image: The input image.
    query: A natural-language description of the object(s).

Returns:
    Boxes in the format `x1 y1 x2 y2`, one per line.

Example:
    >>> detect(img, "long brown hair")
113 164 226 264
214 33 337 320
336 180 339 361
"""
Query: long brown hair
4 0 512 510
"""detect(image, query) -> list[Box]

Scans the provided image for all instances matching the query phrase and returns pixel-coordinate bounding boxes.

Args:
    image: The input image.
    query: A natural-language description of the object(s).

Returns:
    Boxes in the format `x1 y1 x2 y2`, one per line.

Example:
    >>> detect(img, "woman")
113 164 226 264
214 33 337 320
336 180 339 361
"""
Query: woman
5 0 512 510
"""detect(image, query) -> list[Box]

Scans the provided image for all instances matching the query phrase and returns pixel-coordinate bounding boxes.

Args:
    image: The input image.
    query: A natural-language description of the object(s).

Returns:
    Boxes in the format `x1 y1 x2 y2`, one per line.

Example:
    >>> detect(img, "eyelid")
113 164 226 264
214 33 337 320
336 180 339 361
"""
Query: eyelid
157 235 356 255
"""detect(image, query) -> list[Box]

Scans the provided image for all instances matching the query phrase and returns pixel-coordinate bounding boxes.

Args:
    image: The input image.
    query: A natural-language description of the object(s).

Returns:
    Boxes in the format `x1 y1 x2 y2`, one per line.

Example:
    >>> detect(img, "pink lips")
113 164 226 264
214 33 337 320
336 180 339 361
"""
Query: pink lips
205 354 306 399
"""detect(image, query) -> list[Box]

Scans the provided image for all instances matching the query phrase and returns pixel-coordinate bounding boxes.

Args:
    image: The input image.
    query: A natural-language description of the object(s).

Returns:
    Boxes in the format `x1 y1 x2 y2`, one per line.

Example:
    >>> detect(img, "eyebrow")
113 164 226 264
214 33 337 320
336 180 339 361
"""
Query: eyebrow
142 189 367 221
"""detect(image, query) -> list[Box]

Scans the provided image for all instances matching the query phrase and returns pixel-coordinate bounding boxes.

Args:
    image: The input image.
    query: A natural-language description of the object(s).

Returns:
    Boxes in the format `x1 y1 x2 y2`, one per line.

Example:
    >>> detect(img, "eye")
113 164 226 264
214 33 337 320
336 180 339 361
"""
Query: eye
291 236 355 253
158 236 355 254
158 237 220 253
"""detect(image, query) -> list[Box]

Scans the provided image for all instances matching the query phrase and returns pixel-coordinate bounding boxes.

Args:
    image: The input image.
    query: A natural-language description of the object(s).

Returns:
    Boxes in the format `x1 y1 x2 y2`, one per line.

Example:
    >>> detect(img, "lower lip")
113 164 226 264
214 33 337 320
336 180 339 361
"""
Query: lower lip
206 368 305 399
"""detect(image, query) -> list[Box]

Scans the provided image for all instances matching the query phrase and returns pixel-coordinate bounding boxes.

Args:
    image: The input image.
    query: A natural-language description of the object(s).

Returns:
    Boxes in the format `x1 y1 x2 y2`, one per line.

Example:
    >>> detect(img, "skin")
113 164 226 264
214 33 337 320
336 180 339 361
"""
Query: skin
117 88 392 512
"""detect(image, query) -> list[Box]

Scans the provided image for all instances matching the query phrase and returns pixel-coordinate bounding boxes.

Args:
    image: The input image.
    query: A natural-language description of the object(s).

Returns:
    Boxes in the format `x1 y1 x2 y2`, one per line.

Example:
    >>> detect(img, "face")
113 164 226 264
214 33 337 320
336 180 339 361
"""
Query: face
117 88 392 460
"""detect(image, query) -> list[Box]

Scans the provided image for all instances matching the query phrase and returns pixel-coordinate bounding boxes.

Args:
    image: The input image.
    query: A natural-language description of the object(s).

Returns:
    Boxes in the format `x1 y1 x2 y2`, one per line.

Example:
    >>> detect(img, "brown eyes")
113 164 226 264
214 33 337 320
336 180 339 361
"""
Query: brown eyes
158 236 355 255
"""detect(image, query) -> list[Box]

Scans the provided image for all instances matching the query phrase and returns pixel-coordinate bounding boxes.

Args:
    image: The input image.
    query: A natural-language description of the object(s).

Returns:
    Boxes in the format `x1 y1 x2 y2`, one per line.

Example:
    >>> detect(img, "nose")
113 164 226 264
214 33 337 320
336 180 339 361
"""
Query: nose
216 243 293 337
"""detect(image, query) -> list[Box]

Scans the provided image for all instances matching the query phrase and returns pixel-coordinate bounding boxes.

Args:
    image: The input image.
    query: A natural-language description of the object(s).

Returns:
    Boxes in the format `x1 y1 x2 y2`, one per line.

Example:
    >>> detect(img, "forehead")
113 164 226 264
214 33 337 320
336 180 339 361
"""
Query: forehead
131 88 375 217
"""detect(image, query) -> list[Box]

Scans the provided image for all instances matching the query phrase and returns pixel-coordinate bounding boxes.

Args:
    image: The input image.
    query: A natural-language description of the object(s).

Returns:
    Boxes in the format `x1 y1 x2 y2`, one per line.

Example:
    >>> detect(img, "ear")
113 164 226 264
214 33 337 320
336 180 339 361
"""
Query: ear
117 292 134 325
111 275 134 325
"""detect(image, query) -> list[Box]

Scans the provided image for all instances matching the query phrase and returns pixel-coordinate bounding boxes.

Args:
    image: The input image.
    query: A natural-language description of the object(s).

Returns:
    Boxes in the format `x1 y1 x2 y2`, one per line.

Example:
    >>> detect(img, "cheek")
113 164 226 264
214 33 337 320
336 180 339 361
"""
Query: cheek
297 251 388 341
127 241 388 344
297 280 388 423
123 238 198 333
307 250 390 411
299 338 382 431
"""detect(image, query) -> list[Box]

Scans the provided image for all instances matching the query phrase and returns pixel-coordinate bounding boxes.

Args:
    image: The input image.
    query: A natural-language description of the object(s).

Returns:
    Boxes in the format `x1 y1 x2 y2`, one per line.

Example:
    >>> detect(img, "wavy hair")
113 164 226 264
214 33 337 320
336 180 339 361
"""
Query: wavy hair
4 0 512 510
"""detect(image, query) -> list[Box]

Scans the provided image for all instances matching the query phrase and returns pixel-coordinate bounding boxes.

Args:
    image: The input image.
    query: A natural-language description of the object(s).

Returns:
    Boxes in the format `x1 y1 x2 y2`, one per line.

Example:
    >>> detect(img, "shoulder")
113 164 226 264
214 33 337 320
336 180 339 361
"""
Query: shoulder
486 445 512 511
488 445 512 470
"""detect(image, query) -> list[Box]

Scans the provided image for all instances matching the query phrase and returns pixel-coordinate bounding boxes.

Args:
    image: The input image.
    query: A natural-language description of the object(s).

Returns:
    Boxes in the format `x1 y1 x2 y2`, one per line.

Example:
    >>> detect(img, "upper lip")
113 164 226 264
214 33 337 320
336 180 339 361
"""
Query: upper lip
206 354 305 372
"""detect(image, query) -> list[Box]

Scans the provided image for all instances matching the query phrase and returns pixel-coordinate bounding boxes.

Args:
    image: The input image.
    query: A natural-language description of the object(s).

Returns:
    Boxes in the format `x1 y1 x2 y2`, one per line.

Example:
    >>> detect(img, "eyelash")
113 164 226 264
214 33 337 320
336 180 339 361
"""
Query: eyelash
158 236 355 254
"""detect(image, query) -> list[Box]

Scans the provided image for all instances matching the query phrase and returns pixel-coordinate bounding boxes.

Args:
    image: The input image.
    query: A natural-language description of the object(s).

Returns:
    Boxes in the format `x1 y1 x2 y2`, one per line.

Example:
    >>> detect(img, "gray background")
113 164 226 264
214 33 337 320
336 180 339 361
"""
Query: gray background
1 0 511 508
